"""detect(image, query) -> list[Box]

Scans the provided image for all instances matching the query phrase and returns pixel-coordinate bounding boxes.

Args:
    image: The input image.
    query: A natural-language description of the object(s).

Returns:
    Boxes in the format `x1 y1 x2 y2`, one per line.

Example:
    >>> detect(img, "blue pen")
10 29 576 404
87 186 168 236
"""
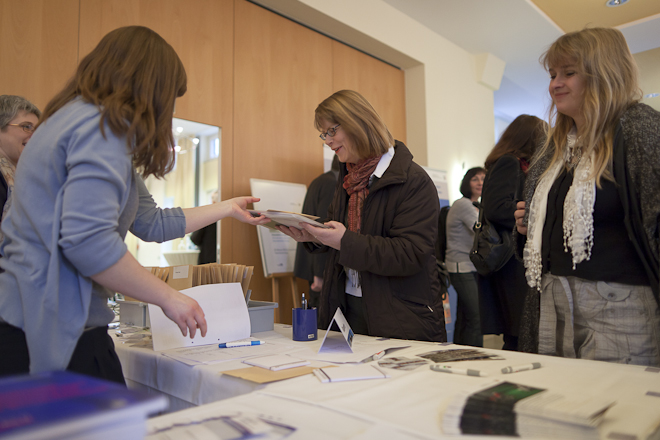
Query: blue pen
218 340 265 348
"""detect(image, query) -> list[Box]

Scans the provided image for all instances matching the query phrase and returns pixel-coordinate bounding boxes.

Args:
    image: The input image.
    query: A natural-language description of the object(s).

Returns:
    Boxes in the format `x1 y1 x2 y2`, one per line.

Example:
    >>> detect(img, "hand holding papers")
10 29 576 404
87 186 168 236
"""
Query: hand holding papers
148 283 251 351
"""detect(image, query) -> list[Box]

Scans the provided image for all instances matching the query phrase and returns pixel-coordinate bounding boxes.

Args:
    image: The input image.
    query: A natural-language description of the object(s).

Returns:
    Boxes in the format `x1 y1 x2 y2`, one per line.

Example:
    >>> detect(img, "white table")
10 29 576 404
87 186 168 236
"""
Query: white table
114 325 660 439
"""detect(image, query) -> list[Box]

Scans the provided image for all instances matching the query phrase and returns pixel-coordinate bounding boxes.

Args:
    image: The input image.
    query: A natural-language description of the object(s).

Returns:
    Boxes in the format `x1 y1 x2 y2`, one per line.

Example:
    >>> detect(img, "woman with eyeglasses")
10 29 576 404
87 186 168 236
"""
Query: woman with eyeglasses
0 95 40 237
278 90 446 342
0 26 268 381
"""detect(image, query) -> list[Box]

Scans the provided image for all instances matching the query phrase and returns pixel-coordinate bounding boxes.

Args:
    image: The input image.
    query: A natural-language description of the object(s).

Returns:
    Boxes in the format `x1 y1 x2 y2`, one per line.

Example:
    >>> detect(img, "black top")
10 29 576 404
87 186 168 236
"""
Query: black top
0 173 7 218
190 222 217 265
541 168 649 285
293 170 337 281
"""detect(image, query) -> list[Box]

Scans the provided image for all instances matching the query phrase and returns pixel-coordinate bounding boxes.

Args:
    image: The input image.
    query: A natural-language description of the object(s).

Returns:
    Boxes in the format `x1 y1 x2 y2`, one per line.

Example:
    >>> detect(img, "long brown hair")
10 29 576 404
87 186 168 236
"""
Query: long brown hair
314 90 393 161
485 115 546 170
536 27 641 187
39 26 187 178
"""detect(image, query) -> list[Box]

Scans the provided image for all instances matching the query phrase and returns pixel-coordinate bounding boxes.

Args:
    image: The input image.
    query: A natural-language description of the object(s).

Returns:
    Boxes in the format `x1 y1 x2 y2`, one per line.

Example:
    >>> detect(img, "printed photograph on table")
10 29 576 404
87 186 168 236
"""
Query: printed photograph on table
418 348 504 363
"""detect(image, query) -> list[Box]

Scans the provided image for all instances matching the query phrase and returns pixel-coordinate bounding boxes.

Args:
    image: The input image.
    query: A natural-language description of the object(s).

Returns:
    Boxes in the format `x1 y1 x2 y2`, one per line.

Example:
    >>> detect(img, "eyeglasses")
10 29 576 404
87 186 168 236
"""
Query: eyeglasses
319 124 340 141
7 123 35 134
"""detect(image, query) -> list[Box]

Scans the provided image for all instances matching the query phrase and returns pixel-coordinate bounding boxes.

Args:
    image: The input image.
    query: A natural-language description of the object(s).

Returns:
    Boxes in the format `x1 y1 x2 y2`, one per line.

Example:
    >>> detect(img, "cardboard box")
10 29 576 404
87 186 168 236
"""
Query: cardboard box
248 301 278 333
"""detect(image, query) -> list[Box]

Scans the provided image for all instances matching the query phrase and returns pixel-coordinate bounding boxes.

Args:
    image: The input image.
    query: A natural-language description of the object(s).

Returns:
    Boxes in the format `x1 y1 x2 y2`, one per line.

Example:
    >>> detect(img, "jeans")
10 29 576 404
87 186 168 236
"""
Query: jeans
449 272 483 347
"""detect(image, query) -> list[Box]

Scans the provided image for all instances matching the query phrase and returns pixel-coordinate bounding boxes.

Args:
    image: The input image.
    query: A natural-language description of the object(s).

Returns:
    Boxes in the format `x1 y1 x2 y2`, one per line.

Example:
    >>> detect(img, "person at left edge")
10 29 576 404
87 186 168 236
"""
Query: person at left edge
0 26 269 382
0 95 41 243
277 90 446 342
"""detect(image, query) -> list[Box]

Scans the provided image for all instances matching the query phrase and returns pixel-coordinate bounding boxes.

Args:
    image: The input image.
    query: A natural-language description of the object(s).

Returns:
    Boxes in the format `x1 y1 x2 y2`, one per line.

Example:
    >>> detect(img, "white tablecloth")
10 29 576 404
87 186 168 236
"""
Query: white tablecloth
113 325 660 439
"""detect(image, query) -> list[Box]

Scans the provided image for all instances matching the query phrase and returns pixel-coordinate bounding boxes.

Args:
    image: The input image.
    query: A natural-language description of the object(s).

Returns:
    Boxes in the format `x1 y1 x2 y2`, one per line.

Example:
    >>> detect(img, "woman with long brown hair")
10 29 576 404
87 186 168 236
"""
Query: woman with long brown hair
0 26 267 381
514 28 660 365
479 114 545 351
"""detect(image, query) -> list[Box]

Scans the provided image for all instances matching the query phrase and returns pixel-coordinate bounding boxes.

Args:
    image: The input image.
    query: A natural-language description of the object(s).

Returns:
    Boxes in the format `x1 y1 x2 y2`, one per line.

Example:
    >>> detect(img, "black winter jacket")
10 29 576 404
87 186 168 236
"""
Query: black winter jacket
314 141 447 342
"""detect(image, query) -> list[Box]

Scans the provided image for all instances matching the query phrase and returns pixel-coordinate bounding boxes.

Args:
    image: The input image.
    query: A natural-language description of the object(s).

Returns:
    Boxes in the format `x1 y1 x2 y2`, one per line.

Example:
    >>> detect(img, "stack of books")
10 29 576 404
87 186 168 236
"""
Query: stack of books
0 371 167 440
443 381 614 439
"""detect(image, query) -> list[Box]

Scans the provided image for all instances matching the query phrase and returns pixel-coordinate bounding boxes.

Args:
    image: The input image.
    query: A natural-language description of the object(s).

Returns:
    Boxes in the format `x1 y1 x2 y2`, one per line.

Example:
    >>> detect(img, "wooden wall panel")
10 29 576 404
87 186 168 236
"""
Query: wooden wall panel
233 0 332 322
0 0 79 110
1 0 407 326
332 41 407 144
78 0 233 127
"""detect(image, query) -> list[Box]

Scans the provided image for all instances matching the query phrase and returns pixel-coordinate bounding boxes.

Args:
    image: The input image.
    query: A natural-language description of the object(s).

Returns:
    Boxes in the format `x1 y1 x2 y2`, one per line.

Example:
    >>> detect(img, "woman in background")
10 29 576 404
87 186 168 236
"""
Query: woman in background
279 90 446 342
445 167 485 347
0 26 267 381
191 191 219 265
514 28 660 366
479 114 545 351
0 95 40 236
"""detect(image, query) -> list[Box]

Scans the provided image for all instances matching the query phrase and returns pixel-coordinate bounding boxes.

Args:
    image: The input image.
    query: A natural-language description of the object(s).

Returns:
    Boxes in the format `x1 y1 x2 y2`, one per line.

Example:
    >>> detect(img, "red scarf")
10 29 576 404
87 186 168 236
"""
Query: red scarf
343 156 381 233
519 158 530 174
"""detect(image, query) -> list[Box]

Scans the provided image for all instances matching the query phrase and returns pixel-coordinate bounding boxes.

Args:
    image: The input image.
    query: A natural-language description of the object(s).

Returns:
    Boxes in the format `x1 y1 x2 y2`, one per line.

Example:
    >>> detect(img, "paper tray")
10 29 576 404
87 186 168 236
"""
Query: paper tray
248 300 278 333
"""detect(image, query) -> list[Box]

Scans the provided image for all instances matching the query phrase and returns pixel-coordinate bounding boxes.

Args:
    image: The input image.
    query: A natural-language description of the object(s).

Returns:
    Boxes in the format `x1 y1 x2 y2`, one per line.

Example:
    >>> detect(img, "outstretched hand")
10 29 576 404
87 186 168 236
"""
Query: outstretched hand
221 196 270 225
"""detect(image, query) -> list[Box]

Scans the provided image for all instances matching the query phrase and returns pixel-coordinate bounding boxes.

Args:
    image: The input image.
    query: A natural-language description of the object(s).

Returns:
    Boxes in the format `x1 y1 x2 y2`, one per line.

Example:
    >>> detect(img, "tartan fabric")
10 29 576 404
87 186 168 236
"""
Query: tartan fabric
343 156 380 233
539 274 660 366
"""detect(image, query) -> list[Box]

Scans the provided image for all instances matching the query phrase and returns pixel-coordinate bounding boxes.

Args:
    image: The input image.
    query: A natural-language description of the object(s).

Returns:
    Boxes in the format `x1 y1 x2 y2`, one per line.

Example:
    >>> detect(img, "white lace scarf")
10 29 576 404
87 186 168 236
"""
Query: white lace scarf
523 130 596 289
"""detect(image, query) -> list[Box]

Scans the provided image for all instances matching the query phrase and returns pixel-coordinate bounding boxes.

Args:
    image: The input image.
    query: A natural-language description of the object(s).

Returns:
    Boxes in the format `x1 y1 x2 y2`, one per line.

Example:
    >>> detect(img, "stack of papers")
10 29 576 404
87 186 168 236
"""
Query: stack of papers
243 355 310 371
249 210 329 230
313 364 390 383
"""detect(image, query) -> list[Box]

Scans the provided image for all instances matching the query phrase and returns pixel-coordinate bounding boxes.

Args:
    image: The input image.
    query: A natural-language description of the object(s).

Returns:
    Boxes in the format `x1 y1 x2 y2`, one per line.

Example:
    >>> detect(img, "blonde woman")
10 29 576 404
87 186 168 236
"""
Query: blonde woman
514 28 660 366
279 90 446 342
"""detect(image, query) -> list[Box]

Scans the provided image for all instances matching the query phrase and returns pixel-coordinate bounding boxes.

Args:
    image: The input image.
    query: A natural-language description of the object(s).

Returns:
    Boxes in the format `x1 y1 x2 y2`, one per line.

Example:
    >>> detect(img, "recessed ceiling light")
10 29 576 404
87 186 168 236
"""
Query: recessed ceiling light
644 93 659 99
606 0 629 7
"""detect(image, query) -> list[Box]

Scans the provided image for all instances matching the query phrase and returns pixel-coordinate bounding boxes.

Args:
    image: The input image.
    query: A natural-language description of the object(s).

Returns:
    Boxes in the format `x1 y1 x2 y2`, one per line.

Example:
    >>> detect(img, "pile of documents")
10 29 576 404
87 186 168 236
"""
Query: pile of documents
443 381 615 439
141 263 254 298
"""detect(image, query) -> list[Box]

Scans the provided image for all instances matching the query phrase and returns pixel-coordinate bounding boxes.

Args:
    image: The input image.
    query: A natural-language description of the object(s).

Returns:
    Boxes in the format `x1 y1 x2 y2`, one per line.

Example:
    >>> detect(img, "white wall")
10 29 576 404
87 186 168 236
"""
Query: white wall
253 0 499 202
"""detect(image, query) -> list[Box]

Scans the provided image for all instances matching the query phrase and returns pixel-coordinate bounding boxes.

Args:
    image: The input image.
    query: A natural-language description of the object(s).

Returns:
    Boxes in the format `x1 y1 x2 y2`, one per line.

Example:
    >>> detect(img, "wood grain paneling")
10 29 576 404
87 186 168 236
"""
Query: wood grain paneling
233 0 333 322
1 0 407 326
0 0 79 110
79 0 233 126
332 41 407 144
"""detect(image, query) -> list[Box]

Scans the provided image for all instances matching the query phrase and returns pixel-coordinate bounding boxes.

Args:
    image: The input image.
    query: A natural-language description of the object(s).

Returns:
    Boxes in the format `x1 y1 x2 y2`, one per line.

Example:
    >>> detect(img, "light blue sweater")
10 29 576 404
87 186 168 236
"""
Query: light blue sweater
0 99 186 373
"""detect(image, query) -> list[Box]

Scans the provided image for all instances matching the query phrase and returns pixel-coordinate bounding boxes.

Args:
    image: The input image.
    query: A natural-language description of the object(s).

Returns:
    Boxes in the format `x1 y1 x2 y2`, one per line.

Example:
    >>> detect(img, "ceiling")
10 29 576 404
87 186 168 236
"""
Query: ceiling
382 0 660 121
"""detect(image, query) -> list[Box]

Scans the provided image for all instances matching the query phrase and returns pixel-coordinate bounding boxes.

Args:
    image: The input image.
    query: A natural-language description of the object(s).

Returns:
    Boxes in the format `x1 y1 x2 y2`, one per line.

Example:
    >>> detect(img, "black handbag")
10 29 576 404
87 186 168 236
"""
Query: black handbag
469 201 514 276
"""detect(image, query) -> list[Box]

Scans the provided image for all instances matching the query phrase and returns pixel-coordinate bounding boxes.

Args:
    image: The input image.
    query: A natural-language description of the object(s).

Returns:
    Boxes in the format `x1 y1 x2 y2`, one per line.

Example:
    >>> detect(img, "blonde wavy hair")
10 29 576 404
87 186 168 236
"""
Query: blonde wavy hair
314 90 393 161
536 27 641 187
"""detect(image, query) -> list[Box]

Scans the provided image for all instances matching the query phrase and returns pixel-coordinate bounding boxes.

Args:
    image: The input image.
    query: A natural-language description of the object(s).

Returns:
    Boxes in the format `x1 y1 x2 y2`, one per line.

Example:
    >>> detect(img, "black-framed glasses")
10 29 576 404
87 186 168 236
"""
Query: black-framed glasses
7 122 35 134
319 124 340 141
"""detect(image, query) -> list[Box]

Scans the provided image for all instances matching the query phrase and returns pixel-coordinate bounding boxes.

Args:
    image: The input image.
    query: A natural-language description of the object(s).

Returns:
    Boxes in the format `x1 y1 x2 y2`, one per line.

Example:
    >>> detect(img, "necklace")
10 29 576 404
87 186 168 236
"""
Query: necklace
567 146 582 169
565 133 583 170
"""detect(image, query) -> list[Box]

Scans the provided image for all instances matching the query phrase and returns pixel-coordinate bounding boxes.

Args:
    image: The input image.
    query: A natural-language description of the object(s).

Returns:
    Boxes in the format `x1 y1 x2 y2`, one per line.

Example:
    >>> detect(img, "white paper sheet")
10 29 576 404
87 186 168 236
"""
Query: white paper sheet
162 341 291 366
148 283 251 351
